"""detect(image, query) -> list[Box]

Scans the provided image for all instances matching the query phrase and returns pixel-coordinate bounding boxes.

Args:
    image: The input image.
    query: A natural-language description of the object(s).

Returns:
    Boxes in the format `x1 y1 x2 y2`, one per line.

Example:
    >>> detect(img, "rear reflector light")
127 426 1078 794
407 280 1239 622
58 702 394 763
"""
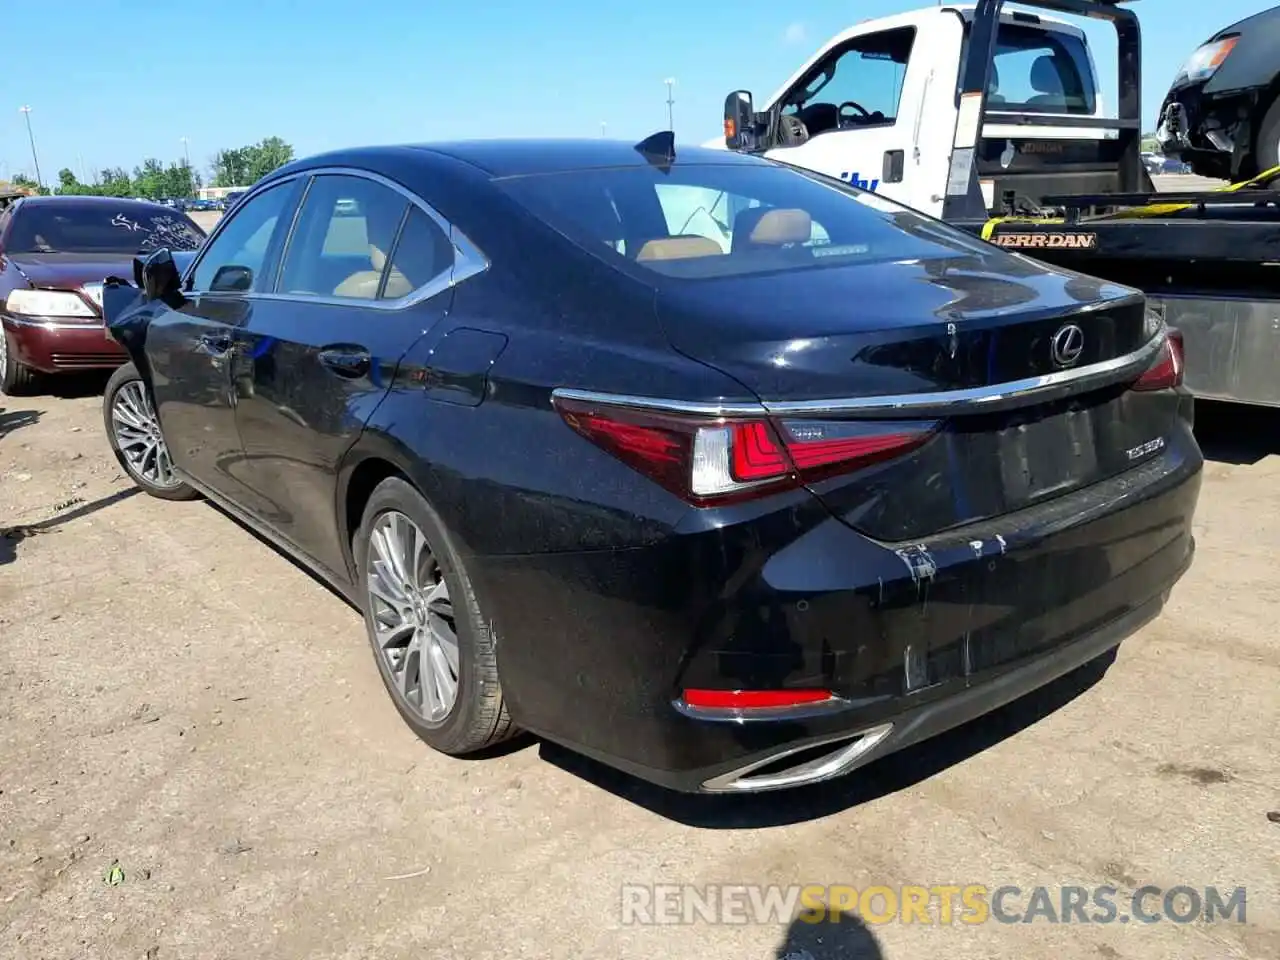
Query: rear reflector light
682 688 834 710
552 395 937 505
1132 329 1184 391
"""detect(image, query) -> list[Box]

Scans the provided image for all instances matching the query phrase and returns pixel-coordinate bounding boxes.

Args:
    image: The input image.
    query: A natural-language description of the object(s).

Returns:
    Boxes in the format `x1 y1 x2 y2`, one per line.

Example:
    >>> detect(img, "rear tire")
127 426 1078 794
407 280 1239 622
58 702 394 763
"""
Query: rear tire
103 362 199 501
0 328 39 395
354 477 515 755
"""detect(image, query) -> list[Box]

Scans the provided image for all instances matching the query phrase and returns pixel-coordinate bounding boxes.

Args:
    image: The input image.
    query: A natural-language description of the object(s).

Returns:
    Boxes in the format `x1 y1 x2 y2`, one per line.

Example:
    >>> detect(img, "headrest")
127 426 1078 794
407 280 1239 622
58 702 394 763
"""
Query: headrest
370 244 387 272
988 62 1000 94
1030 56 1063 95
748 208 812 245
635 236 724 262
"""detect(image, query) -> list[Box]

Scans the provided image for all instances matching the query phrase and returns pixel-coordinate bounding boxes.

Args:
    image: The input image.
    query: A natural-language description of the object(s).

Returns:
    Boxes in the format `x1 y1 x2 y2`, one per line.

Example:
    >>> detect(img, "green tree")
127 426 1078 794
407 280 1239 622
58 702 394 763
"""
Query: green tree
212 137 294 187
98 168 134 198
132 158 167 199
244 136 294 183
10 173 49 196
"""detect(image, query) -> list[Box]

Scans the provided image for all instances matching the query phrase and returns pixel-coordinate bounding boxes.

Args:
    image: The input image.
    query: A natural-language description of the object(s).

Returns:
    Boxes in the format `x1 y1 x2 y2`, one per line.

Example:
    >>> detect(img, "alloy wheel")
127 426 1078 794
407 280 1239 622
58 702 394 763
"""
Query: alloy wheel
366 510 460 723
111 380 180 489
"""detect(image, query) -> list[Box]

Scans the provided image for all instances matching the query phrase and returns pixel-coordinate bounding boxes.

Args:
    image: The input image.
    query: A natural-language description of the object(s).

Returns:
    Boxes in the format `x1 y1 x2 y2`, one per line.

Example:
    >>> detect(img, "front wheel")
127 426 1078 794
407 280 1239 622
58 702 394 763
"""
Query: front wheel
103 362 199 501
0 327 39 395
354 477 515 755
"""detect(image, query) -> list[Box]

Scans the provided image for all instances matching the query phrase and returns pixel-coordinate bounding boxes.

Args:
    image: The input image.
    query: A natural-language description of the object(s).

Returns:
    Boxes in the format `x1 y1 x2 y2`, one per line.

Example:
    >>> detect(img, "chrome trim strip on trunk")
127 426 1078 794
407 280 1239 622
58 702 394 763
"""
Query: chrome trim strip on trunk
551 332 1165 420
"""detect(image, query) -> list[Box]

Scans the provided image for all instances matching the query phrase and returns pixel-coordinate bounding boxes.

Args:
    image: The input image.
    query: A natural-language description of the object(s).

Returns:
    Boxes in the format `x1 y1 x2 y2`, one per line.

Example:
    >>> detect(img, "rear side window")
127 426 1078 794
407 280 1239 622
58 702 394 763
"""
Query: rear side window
278 174 409 300
989 24 1096 115
381 208 455 299
499 162 988 281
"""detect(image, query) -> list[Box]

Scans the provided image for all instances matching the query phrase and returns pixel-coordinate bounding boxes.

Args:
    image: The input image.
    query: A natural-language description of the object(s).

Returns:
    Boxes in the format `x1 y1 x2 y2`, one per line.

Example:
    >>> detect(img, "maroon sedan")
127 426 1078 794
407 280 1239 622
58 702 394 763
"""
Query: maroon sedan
0 196 206 393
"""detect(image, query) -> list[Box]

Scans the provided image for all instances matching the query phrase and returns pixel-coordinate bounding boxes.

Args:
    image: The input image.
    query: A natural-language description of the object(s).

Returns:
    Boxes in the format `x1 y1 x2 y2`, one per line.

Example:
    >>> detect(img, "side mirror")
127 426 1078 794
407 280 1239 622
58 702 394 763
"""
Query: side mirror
141 248 183 301
724 90 756 152
210 264 254 292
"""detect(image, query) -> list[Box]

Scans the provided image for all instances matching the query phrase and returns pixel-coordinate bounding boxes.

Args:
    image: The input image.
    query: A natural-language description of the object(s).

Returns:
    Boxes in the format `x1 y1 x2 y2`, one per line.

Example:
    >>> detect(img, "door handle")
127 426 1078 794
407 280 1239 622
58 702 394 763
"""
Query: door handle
195 333 233 356
318 346 371 379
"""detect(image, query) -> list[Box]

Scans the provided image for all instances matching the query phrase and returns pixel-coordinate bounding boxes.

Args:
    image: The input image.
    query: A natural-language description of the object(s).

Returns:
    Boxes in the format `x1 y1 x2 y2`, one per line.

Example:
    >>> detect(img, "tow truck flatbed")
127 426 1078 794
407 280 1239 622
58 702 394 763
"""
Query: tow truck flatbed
955 184 1280 406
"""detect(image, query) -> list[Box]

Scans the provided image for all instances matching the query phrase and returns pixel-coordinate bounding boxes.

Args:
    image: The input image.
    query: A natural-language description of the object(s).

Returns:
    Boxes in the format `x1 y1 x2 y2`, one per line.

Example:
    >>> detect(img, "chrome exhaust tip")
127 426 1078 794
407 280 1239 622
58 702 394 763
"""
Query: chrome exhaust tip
700 722 895 793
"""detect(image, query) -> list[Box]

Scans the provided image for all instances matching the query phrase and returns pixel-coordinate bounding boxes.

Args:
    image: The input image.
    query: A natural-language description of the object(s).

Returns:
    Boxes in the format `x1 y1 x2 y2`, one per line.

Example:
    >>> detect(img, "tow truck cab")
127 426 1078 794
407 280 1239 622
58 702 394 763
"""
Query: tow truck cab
711 0 1151 221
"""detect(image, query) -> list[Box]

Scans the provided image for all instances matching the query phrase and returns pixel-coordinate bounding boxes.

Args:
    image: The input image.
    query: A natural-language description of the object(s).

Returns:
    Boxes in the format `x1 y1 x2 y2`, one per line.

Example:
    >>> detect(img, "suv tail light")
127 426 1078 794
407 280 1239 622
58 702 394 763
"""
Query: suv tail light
552 394 938 505
1133 329 1184 392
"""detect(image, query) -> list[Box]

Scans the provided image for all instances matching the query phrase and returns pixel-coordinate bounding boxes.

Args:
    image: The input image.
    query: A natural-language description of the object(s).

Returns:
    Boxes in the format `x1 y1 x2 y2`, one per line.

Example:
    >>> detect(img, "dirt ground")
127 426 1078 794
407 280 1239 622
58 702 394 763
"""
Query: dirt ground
1 370 1277 960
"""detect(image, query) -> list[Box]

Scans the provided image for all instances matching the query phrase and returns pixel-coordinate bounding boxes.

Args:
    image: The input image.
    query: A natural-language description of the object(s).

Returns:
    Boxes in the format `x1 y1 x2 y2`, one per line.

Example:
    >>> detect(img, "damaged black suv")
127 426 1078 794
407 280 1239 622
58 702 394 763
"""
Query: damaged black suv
1157 4 1280 182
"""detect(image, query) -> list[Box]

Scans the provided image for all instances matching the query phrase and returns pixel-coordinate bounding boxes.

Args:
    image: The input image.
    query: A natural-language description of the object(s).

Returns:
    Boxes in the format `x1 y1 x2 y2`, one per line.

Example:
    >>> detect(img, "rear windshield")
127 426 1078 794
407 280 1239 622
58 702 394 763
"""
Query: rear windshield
498 162 990 280
6 202 206 255
988 23 1097 115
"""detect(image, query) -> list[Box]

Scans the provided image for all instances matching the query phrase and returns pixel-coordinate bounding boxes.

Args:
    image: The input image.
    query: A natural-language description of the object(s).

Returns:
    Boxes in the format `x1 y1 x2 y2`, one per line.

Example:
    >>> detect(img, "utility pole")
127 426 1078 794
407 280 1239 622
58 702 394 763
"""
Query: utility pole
18 106 42 190
180 137 190 168
664 78 676 133
600 121 607 138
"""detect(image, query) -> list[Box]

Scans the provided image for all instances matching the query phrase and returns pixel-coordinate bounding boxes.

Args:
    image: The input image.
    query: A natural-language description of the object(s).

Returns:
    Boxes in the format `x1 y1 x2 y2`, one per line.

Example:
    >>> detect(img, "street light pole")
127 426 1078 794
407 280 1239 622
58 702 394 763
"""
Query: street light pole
664 78 675 133
18 106 42 190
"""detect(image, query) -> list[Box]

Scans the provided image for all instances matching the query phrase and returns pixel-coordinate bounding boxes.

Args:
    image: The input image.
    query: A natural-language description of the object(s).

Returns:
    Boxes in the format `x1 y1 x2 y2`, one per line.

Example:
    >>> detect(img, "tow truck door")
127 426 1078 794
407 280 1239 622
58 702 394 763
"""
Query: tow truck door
761 15 961 216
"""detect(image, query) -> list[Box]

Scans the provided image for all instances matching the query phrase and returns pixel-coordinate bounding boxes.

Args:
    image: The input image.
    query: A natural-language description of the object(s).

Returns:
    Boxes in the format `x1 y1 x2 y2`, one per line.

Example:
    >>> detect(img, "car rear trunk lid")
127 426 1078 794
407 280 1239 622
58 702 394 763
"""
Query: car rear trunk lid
655 256 1173 540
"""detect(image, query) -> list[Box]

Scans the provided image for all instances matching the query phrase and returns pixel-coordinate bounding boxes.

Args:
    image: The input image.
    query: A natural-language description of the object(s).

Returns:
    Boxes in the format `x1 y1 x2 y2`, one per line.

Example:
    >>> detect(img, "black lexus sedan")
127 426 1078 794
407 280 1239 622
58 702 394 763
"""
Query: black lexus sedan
101 136 1202 794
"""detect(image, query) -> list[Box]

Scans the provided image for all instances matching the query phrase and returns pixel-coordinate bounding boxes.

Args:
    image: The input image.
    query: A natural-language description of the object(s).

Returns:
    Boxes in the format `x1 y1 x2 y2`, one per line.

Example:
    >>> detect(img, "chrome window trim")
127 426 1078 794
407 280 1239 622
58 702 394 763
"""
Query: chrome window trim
185 166 490 311
550 331 1166 419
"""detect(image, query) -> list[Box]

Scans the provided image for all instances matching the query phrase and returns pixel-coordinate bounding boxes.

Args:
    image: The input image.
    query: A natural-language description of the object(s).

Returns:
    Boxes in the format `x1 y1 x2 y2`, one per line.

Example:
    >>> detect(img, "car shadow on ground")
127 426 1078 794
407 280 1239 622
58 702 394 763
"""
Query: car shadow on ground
775 911 884 960
1194 399 1280 465
0 407 41 439
43 371 112 400
0 487 139 566
541 648 1117 828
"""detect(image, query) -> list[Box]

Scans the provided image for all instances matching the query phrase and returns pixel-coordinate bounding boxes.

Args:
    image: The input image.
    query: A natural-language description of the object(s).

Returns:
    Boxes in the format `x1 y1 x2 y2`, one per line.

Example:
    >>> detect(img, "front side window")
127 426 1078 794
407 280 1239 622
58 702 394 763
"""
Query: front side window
190 181 296 293
989 24 1096 115
7 202 206 255
781 28 915 137
501 162 989 281
278 174 409 300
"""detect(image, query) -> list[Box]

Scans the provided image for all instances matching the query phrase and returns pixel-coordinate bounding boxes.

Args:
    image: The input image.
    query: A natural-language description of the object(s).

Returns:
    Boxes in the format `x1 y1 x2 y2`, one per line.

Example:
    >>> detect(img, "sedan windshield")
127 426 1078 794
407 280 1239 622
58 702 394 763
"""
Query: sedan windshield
498 161 991 280
7 202 206 255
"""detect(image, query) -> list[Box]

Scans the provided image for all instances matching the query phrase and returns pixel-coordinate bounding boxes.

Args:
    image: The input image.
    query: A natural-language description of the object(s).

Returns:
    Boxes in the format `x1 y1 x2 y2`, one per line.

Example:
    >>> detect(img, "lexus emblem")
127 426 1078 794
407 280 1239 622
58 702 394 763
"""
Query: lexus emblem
1050 323 1085 367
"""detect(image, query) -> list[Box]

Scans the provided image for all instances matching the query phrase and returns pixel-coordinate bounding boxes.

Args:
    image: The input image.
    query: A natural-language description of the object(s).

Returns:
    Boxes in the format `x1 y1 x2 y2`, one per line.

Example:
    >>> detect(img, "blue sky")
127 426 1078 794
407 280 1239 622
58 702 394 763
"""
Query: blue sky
3 0 1276 185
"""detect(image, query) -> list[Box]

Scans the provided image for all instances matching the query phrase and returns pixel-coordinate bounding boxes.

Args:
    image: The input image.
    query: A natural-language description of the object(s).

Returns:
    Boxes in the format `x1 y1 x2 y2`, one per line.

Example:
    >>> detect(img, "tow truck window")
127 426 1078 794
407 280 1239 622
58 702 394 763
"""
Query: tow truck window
989 24 1096 115
500 162 990 281
780 27 915 136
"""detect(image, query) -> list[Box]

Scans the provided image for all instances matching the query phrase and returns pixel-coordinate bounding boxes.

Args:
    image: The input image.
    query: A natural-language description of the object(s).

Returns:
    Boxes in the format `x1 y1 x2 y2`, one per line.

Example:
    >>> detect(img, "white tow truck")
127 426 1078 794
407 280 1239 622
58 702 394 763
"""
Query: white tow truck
693 0 1280 409
700 2 1148 218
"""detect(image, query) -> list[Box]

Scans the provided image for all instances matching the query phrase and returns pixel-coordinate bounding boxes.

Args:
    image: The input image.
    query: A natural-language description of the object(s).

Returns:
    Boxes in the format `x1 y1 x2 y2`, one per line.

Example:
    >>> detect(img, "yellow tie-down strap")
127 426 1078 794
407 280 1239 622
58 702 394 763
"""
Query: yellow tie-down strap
979 216 1065 240
979 165 1280 238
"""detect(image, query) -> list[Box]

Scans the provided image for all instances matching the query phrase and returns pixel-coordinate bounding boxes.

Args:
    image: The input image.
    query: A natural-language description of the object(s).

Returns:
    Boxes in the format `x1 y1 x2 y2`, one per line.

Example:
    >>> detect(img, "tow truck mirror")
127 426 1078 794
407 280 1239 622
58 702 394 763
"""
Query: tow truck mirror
724 90 756 151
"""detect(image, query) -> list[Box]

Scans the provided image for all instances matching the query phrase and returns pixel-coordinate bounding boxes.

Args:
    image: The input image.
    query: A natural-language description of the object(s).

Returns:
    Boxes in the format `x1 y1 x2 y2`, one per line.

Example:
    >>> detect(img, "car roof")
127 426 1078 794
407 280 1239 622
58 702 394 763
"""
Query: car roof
18 195 173 209
280 138 765 181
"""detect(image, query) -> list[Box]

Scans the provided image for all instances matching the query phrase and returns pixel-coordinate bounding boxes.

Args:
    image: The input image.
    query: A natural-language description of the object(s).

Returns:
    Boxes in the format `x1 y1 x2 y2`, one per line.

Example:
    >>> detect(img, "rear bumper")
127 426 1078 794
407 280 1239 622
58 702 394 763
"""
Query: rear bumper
1 312 125 372
475 432 1202 794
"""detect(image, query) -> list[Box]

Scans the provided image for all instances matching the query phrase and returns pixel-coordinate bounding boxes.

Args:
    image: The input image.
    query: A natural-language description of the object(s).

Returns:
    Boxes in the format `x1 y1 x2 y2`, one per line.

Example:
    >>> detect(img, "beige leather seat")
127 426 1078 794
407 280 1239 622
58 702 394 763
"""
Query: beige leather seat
635 236 725 262
731 208 813 252
333 244 412 299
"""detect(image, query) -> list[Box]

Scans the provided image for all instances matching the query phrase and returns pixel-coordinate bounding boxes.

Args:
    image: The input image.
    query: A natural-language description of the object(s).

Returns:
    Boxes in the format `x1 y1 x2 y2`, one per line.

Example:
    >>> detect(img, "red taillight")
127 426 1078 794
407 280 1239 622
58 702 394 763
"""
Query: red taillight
553 395 937 505
682 688 834 710
1133 329 1184 392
